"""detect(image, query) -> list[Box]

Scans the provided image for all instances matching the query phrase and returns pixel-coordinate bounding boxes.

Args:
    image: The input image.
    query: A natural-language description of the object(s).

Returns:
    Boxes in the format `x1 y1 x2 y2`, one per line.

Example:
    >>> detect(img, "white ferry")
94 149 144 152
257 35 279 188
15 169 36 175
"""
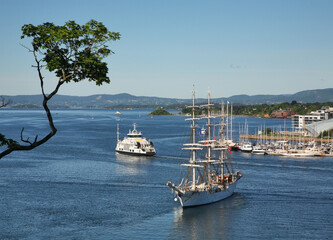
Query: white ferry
115 123 156 156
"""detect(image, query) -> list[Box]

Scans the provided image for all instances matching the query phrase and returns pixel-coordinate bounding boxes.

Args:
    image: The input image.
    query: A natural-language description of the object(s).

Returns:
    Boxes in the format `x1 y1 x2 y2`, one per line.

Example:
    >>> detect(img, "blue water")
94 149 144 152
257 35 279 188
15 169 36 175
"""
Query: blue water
0 109 332 239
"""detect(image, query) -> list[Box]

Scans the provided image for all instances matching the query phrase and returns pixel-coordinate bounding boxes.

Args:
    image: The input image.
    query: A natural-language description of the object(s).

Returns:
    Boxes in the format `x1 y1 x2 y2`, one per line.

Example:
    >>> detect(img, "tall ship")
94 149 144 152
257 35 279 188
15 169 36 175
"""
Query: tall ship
115 123 156 156
167 89 242 208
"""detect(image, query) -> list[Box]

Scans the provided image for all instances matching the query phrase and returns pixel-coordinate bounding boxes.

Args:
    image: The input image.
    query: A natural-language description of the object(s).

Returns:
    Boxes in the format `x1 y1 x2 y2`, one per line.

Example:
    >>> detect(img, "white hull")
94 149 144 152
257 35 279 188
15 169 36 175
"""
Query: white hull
252 149 266 155
178 182 237 208
240 144 252 153
116 149 155 156
281 152 318 158
241 149 252 153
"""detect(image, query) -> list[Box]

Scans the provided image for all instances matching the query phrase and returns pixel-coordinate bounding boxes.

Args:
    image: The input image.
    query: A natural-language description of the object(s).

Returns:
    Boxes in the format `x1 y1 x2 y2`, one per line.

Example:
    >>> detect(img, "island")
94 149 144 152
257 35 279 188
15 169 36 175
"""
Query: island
149 109 173 116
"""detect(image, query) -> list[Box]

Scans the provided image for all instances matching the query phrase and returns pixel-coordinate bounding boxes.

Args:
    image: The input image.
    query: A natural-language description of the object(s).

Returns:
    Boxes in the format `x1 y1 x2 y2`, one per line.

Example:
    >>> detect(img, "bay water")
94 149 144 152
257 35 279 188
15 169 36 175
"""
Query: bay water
0 109 332 239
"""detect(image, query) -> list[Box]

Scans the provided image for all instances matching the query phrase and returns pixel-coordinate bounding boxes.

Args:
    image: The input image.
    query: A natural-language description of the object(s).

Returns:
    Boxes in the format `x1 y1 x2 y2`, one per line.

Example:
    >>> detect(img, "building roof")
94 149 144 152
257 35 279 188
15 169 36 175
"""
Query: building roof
305 118 333 137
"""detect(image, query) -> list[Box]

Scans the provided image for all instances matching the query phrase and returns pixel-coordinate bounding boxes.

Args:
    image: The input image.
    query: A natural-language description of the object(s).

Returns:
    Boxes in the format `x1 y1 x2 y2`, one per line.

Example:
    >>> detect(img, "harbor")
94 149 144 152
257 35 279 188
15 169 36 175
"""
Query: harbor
236 133 333 157
240 134 333 143
1 108 332 239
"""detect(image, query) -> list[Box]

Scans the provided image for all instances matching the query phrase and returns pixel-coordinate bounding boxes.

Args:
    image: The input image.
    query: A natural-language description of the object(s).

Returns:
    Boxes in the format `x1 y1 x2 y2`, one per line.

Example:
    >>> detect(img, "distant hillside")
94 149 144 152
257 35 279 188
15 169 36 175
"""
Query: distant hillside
2 88 333 109
223 88 333 105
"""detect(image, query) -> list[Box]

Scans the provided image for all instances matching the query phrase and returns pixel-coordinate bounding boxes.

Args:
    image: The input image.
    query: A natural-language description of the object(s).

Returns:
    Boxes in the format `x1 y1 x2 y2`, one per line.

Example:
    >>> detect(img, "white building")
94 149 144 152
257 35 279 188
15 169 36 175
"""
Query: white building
292 106 333 130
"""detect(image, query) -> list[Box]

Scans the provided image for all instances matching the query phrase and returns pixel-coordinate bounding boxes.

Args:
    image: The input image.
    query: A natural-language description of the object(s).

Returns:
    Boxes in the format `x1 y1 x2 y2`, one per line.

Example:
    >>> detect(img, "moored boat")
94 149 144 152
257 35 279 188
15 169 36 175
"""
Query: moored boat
252 145 266 155
240 143 253 153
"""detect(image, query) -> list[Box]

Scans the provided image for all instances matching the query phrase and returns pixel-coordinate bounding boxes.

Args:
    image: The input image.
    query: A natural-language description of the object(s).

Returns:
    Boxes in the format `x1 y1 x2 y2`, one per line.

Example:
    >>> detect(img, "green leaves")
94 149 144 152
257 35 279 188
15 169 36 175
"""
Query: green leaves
21 19 120 85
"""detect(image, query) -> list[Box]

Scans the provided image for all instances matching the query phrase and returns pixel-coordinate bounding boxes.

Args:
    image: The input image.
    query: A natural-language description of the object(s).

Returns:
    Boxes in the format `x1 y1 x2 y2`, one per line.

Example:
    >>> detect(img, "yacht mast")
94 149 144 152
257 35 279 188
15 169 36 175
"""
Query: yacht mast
231 103 233 142
226 101 229 141
117 124 120 142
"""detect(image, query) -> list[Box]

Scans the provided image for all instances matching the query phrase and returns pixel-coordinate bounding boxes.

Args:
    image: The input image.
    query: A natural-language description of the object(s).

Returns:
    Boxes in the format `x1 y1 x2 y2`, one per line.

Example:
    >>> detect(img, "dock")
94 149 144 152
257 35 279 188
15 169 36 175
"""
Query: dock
239 135 333 143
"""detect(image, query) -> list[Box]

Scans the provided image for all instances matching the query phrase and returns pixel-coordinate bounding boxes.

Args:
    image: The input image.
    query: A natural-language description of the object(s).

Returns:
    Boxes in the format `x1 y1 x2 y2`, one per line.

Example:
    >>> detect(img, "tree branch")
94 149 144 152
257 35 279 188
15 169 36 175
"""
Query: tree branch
33 50 46 98
0 54 59 159
20 128 38 145
0 96 11 108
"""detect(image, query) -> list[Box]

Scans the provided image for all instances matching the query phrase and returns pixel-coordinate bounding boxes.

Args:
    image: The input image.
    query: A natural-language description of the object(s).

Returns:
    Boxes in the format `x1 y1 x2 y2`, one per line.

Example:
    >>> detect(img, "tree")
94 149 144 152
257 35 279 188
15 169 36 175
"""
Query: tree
0 20 120 159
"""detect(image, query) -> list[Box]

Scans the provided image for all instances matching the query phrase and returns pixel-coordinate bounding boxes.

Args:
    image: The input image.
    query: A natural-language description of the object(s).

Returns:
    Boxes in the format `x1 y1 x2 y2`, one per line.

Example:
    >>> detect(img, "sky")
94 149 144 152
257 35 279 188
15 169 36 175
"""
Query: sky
0 0 332 99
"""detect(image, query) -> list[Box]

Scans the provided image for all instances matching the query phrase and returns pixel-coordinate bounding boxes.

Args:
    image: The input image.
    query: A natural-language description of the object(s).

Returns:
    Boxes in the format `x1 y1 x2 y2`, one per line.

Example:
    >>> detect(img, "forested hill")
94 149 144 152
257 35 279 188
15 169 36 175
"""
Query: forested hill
2 88 333 109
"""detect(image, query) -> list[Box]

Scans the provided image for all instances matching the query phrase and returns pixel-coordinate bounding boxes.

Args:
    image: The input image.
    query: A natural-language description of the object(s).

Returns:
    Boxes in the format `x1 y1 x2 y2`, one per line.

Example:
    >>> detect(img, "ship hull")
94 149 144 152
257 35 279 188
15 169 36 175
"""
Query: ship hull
241 149 252 153
178 182 237 208
116 150 155 156
252 150 266 155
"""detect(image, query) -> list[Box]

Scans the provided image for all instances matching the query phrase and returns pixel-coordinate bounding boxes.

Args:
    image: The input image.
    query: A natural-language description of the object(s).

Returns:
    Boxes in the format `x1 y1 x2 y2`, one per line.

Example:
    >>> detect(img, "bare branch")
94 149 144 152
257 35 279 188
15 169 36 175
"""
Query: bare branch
0 96 11 108
0 51 58 159
33 50 46 98
20 128 38 145
20 43 33 52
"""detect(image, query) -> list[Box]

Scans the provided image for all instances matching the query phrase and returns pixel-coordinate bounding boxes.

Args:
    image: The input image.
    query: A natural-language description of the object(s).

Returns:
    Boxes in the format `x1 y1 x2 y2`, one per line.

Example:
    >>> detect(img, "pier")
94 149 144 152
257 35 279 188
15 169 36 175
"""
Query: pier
239 135 333 143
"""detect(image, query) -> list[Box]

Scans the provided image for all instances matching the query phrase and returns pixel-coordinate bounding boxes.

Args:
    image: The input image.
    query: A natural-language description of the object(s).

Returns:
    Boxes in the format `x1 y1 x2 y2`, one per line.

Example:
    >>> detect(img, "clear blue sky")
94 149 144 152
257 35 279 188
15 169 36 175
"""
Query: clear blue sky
0 0 332 99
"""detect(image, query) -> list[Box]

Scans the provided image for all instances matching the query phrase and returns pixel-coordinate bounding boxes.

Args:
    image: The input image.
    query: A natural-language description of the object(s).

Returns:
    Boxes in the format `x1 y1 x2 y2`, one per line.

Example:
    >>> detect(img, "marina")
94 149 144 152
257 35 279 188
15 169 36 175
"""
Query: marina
237 134 333 157
240 134 333 143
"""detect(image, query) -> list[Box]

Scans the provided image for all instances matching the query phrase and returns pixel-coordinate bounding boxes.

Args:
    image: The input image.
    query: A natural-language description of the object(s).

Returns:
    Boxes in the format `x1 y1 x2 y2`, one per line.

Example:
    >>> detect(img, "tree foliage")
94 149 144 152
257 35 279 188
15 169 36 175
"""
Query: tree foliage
227 102 333 117
180 101 333 117
149 108 172 116
21 20 120 85
0 20 120 159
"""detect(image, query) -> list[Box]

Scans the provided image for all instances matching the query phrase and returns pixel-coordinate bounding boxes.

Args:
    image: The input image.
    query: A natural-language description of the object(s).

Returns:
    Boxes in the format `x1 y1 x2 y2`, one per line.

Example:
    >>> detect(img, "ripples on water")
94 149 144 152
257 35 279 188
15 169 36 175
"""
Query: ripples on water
0 109 332 239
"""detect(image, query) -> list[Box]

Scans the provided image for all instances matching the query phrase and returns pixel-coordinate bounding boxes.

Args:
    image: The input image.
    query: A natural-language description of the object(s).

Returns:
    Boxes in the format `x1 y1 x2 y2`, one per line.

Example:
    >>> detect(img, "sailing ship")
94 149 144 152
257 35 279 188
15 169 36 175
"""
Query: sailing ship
115 123 156 156
167 89 242 208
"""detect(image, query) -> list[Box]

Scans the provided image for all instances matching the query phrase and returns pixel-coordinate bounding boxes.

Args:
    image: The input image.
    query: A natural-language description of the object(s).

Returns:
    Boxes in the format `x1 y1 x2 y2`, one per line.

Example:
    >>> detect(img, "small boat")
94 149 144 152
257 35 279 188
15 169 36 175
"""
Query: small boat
281 149 323 158
252 145 266 155
226 140 240 151
240 143 253 153
115 123 156 156
115 111 122 115
166 89 242 208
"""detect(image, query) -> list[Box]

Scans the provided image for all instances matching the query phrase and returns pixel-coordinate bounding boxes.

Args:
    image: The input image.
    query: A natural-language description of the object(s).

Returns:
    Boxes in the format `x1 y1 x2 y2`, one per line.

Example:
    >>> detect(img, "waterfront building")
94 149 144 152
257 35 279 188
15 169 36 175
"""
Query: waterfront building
270 109 296 118
293 106 333 130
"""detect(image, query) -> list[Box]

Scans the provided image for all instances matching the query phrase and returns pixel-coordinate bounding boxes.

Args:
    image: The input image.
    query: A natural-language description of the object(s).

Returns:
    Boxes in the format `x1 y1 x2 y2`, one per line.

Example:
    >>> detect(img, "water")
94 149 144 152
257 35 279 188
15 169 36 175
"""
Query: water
0 109 332 239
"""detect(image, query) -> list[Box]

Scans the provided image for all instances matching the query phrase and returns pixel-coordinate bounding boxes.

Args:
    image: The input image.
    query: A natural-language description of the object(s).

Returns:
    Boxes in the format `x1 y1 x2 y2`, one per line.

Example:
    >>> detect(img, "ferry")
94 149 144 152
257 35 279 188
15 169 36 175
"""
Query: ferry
115 123 156 156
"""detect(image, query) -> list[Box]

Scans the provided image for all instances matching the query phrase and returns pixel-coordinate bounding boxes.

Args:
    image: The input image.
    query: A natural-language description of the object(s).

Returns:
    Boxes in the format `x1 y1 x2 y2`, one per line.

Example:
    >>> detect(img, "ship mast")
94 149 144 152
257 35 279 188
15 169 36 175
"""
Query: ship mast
206 92 212 185
182 86 201 189
190 87 197 188
220 103 225 178
200 91 215 186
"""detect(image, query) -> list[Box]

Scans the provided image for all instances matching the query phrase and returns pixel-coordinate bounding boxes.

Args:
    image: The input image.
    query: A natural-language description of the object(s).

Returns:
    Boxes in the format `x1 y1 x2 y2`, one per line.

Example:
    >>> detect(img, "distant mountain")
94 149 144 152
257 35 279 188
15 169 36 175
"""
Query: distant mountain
3 88 333 109
222 88 333 105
